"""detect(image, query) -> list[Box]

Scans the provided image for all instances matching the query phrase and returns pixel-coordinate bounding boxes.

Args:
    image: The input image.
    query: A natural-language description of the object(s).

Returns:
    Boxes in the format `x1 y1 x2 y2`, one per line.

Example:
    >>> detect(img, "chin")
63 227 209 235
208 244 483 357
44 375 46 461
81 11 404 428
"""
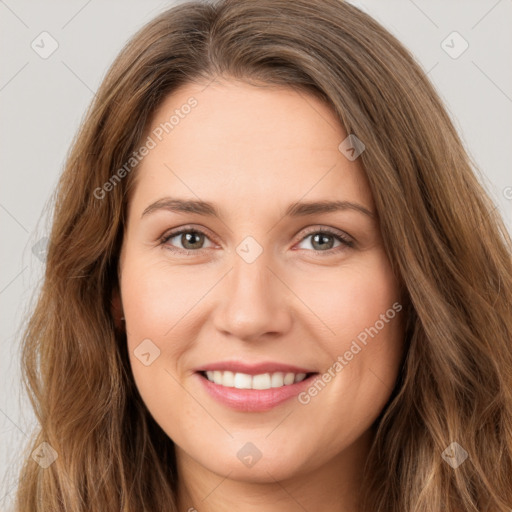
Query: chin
193 442 311 483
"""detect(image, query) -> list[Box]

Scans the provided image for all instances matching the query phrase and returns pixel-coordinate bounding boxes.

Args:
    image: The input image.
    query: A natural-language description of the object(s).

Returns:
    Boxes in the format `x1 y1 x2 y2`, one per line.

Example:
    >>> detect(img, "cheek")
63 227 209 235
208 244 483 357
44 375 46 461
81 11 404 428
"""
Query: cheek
290 253 404 456
298 249 404 418
300 250 402 359
120 253 191 391
121 253 202 344
120 256 203 439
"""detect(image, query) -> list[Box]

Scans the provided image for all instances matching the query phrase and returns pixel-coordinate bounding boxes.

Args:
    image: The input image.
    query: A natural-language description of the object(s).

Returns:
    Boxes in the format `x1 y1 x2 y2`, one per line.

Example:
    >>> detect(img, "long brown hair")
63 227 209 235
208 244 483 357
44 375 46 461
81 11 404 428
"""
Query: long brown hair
15 0 512 510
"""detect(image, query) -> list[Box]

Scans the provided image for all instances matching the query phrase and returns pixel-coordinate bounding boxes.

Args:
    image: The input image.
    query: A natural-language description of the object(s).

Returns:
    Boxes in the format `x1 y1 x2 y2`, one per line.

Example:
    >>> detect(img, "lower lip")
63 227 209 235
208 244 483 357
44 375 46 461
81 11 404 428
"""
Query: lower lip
196 372 318 412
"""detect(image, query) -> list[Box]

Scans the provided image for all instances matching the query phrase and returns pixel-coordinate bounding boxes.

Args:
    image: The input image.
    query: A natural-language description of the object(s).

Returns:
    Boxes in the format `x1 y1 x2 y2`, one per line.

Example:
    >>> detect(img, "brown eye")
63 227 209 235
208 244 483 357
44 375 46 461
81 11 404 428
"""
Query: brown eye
159 225 354 256
296 228 354 253
161 228 214 253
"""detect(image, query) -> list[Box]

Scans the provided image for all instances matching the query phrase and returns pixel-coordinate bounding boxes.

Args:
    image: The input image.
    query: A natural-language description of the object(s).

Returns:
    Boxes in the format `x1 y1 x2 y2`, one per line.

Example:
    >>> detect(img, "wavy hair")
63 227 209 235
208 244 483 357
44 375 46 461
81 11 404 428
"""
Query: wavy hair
14 0 512 510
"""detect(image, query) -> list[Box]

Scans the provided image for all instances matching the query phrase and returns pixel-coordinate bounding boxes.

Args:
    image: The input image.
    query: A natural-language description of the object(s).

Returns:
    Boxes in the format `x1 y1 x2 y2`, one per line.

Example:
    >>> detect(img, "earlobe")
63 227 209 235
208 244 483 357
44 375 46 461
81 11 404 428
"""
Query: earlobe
111 286 125 331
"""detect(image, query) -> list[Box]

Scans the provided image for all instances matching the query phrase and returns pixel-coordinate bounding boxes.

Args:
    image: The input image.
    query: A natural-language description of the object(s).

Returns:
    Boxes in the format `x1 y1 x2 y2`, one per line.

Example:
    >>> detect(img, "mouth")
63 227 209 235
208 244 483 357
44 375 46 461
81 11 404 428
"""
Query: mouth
195 366 319 412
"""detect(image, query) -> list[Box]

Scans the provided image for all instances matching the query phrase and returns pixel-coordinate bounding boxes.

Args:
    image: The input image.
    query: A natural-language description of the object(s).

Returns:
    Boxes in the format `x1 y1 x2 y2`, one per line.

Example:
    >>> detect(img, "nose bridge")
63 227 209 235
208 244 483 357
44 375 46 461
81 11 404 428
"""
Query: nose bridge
228 230 274 301
231 246 270 300
213 242 290 340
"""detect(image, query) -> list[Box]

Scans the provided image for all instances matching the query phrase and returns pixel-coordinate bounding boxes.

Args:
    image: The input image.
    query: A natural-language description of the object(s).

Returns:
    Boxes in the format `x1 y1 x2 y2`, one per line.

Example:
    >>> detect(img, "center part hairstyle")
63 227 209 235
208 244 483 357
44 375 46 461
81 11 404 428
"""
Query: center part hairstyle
15 1 512 511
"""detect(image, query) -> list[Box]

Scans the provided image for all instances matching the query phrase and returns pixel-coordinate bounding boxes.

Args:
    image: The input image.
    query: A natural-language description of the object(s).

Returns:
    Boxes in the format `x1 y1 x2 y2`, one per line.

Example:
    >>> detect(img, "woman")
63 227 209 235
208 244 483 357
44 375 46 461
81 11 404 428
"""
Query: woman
15 0 512 510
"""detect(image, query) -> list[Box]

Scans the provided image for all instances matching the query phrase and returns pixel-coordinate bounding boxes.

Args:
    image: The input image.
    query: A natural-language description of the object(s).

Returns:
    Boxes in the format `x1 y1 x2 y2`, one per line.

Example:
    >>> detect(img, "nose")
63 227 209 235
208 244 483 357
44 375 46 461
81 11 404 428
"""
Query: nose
212 250 292 342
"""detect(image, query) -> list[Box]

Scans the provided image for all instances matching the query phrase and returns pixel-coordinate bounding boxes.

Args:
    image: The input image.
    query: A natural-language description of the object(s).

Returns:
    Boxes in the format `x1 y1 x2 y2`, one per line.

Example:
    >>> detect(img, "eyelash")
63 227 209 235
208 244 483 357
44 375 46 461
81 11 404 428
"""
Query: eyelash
159 225 355 256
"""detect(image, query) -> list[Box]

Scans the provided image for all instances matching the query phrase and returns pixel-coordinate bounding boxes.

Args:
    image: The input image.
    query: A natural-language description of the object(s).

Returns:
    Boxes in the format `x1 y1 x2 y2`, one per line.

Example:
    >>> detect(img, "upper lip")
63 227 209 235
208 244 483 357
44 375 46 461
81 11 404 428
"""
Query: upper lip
194 361 316 375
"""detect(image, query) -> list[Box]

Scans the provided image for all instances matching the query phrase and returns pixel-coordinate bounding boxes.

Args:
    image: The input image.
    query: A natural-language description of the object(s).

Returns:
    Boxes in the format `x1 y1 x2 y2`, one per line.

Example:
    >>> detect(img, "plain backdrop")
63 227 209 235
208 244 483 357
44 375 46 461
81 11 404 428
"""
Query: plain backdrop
1 0 511 509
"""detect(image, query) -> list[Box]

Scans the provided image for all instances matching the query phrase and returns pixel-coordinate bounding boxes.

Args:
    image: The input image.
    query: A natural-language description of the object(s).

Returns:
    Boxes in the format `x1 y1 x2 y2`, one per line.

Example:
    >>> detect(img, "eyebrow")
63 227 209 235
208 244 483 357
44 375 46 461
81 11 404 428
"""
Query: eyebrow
141 197 375 220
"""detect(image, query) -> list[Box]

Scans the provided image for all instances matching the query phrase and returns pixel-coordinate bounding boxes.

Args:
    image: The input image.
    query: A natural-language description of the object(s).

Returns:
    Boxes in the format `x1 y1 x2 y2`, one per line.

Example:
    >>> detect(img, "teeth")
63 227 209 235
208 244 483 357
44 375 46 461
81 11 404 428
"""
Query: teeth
204 370 308 390
252 373 271 390
284 373 295 385
234 372 252 389
271 372 284 388
222 370 234 387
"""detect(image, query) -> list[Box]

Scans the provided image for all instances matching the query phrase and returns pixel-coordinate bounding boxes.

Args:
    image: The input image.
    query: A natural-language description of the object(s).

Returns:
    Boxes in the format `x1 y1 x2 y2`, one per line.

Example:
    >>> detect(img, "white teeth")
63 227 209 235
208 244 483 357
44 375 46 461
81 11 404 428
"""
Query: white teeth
234 372 252 389
271 372 284 388
252 373 271 390
204 370 309 390
222 370 235 387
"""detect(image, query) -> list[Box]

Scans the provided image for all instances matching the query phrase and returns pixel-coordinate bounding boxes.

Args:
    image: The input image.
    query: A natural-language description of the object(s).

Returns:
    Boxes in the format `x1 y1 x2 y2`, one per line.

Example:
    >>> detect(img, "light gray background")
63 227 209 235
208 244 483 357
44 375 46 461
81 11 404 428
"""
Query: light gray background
1 0 511 509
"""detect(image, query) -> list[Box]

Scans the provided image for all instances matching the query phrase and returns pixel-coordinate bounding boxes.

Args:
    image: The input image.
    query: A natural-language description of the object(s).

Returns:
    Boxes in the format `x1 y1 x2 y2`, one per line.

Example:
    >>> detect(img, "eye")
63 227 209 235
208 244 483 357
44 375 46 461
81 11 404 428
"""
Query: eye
159 225 354 255
295 227 354 254
160 227 215 254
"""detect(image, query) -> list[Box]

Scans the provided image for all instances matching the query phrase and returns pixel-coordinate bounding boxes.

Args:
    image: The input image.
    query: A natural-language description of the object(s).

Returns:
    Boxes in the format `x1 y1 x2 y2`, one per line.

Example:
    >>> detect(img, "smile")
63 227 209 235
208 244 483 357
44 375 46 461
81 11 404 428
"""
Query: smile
195 364 319 412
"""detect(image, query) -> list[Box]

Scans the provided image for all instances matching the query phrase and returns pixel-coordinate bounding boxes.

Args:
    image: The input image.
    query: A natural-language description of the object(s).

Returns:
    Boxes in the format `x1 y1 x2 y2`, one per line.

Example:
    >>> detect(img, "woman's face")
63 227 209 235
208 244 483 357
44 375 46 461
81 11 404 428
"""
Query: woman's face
118 79 405 484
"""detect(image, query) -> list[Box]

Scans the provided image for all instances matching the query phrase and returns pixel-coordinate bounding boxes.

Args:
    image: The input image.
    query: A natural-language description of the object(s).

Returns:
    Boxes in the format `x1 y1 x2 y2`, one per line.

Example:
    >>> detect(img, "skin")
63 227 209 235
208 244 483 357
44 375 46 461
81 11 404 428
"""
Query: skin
116 78 405 512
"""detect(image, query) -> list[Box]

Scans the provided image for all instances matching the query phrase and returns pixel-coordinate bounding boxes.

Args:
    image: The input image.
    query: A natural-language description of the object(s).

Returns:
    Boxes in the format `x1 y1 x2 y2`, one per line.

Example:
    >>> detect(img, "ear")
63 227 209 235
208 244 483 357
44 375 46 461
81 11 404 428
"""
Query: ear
111 286 124 331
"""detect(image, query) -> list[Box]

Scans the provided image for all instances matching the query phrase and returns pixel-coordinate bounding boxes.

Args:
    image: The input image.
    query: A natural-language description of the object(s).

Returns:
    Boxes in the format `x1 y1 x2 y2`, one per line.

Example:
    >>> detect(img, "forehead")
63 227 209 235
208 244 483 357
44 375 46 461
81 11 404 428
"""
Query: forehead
129 80 374 215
